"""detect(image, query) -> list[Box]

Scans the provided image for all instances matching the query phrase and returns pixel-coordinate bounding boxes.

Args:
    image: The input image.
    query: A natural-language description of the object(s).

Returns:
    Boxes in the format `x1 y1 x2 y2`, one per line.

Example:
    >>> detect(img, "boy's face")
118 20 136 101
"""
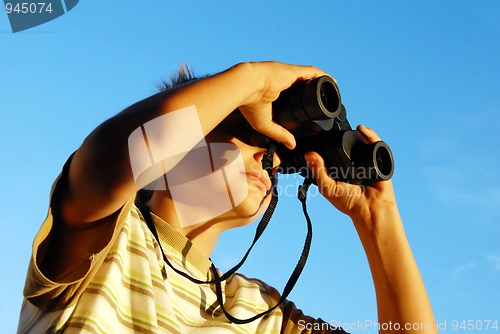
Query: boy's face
154 115 282 230
200 124 281 228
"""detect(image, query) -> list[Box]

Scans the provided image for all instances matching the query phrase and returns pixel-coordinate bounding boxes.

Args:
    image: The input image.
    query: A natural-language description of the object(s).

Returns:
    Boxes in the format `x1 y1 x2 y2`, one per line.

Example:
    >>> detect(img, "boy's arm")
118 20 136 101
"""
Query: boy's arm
304 125 437 333
39 62 327 280
60 62 327 227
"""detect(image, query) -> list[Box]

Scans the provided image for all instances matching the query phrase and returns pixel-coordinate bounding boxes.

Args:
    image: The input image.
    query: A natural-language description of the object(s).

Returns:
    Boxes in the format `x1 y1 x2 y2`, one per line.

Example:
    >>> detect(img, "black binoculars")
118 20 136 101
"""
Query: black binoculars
272 76 394 184
218 76 394 184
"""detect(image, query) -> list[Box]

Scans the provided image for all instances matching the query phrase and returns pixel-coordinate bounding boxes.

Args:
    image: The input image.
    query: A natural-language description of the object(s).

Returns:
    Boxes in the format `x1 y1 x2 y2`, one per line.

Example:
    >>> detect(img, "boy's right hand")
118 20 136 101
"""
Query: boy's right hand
237 62 330 150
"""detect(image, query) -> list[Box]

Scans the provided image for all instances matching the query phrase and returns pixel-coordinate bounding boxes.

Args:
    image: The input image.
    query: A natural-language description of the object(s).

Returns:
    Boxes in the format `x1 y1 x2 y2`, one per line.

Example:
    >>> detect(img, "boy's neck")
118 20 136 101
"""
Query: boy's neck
147 192 223 259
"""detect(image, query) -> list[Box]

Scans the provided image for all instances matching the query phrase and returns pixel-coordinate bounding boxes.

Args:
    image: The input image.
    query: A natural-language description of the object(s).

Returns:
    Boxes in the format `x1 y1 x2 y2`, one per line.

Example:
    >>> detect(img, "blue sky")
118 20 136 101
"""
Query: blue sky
1 1 499 332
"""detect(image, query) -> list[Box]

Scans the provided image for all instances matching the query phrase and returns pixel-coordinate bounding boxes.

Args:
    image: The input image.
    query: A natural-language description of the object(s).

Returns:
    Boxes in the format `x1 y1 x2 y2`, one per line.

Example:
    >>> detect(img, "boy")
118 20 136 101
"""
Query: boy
18 62 437 333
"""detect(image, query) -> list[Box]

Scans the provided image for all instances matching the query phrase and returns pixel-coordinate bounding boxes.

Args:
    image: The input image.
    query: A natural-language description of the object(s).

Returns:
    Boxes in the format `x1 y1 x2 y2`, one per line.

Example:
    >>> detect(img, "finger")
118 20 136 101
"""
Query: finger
239 105 296 149
357 124 382 143
305 152 364 204
304 152 338 197
292 65 332 82
260 121 296 149
300 70 333 82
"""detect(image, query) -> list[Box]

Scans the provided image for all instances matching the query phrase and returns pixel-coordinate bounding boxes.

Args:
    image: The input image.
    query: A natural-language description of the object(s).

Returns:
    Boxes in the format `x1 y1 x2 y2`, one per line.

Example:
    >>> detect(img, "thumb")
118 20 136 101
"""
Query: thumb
239 105 296 150
259 121 296 150
304 152 364 212
304 152 339 198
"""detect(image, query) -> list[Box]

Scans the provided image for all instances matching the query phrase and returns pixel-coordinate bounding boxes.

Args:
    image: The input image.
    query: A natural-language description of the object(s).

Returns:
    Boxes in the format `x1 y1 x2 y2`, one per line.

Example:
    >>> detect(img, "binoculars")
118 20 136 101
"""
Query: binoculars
272 76 394 184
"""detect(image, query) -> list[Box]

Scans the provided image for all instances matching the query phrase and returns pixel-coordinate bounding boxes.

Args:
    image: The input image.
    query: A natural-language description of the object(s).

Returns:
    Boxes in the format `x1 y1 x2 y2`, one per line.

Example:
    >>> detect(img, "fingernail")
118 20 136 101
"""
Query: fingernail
305 153 316 166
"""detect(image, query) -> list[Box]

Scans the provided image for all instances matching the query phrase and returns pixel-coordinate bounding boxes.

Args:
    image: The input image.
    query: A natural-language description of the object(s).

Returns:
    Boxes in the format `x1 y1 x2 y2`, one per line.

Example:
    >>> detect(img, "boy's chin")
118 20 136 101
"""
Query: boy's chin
230 193 271 224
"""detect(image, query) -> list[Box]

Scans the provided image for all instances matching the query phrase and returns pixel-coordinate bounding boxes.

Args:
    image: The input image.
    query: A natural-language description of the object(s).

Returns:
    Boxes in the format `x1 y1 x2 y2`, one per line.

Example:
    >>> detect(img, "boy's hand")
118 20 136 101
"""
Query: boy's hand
304 125 397 221
238 62 330 150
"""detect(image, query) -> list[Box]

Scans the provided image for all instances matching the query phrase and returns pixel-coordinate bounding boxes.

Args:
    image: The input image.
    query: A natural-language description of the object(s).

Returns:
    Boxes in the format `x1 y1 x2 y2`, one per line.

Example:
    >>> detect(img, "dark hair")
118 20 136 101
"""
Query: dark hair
135 64 199 207
156 63 197 92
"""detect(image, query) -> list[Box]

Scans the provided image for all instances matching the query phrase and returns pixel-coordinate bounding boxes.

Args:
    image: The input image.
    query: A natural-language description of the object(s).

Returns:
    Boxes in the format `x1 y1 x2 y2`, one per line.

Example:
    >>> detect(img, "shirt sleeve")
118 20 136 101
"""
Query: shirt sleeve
280 298 349 334
22 154 135 312
253 278 347 334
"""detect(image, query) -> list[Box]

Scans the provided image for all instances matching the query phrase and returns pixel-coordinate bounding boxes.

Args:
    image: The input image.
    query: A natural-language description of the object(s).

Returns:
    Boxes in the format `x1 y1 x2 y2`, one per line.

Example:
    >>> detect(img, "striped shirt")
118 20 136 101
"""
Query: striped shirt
18 172 344 333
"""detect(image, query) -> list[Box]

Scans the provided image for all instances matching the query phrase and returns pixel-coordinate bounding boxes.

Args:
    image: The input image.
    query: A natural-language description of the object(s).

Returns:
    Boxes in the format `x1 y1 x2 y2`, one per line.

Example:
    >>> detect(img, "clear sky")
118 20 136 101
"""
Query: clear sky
1 1 499 332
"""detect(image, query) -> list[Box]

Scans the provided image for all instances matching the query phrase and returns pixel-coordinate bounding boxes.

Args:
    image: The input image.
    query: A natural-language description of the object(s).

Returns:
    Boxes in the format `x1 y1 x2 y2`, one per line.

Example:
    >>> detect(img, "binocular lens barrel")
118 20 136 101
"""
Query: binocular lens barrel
317 78 340 118
272 76 341 137
351 141 394 181
270 75 395 184
375 144 393 178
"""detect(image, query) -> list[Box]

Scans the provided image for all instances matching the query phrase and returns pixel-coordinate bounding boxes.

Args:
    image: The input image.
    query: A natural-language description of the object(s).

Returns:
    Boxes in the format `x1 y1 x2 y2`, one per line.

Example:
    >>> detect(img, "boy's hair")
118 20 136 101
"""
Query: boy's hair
156 63 197 92
135 64 198 206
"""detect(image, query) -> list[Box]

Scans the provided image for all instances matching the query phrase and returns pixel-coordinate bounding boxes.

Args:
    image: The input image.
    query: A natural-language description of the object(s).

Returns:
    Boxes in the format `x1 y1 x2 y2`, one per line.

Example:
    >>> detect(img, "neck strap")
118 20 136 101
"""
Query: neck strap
139 141 314 324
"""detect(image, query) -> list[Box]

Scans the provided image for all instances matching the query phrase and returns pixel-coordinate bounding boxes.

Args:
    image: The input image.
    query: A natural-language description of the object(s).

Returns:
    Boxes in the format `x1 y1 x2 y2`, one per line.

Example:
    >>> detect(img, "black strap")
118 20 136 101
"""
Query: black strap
262 142 277 175
138 174 279 285
139 141 315 324
212 177 314 324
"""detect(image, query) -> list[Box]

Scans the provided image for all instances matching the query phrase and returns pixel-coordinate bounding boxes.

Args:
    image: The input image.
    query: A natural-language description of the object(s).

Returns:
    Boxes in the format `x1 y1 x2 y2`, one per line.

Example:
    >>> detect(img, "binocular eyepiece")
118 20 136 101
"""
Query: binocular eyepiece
272 76 394 184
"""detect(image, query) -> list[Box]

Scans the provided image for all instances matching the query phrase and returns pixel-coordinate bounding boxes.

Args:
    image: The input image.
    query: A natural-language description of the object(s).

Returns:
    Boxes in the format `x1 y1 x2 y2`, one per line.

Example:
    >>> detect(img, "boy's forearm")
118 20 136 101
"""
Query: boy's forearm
157 62 264 134
95 62 260 147
65 63 263 224
352 208 437 333
83 62 262 188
